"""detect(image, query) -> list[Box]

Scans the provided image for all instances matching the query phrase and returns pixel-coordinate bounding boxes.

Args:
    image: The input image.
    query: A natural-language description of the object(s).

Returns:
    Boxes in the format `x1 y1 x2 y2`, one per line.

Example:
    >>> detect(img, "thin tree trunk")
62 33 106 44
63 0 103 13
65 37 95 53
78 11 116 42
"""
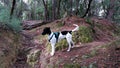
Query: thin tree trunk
82 0 93 18
106 0 115 20
75 0 79 15
56 0 61 19
10 0 16 19
42 0 49 21
52 0 56 20
70 0 73 16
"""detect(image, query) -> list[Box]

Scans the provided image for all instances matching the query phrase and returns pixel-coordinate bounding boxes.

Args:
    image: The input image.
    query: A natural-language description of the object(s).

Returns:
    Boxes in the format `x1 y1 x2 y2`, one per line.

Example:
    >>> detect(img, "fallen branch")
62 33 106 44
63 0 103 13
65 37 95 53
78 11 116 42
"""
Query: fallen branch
22 20 50 30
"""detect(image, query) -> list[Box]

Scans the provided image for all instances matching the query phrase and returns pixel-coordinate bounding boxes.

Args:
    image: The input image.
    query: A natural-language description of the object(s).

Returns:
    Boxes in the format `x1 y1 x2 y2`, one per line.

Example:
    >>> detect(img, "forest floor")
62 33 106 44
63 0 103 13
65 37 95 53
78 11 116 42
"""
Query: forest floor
15 16 120 68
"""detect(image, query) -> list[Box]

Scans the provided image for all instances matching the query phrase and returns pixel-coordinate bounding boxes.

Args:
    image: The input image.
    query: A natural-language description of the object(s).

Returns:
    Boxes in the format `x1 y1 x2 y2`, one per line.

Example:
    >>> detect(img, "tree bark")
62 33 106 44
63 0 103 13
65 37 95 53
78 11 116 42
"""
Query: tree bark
42 0 49 21
10 0 16 19
70 0 73 16
82 0 93 18
52 0 61 20
56 0 61 19
106 0 115 20
52 0 56 20
75 0 80 15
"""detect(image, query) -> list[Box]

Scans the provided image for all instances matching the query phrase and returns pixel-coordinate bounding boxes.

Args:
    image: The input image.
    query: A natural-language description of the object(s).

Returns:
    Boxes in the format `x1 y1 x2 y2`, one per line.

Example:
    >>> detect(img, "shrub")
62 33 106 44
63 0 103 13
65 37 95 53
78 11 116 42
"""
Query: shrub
55 39 68 51
73 25 93 43
85 18 93 25
0 5 22 32
8 17 22 32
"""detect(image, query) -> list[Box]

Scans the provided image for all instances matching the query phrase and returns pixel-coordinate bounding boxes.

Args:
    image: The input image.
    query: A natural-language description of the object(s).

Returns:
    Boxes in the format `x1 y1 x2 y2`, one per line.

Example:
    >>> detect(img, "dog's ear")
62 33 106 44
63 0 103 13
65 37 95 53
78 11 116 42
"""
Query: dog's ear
42 27 51 35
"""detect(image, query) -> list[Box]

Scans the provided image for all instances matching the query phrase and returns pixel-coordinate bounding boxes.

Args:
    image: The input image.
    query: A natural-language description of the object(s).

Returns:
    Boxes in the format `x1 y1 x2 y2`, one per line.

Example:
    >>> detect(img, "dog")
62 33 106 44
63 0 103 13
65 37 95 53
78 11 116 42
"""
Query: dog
42 24 79 56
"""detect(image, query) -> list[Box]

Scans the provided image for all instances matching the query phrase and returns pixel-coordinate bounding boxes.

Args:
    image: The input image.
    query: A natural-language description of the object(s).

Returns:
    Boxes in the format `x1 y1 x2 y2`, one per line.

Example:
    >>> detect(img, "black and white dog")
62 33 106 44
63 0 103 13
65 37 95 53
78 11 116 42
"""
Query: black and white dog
42 24 79 56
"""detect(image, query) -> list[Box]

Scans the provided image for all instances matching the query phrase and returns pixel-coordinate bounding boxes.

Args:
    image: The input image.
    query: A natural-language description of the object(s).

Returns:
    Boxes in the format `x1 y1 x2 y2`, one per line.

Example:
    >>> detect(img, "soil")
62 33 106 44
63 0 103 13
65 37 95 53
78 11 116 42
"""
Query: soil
14 16 120 68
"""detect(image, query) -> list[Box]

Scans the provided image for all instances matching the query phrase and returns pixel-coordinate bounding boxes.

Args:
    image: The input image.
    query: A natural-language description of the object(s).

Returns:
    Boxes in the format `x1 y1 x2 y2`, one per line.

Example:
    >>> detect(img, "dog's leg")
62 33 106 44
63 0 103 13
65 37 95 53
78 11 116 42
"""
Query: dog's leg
50 43 55 56
71 40 74 48
66 38 72 52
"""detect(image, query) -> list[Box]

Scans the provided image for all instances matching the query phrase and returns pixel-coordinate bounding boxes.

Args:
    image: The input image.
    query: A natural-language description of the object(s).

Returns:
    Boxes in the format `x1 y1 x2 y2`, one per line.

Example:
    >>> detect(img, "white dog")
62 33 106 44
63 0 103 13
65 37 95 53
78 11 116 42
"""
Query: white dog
42 24 79 56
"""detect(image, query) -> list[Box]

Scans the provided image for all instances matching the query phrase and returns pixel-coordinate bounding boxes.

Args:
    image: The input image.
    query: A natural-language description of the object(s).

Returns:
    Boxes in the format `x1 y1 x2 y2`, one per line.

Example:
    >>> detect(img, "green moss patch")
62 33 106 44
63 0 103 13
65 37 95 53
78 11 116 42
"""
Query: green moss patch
64 63 80 68
55 39 68 51
57 22 64 27
73 25 93 43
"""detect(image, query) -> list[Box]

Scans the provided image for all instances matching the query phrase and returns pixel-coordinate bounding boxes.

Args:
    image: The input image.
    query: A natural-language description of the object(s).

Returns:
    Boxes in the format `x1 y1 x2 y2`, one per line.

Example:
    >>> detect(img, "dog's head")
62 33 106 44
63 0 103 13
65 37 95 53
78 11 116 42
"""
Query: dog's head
42 27 51 35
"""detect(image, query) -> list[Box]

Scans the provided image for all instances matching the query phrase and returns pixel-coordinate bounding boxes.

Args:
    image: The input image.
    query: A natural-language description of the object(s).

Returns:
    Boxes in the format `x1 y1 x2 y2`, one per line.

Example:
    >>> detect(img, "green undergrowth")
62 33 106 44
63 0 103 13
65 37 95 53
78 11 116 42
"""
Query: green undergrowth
27 49 41 68
57 22 64 27
63 62 97 68
0 5 22 32
46 39 68 52
64 63 80 68
55 39 68 51
73 25 93 43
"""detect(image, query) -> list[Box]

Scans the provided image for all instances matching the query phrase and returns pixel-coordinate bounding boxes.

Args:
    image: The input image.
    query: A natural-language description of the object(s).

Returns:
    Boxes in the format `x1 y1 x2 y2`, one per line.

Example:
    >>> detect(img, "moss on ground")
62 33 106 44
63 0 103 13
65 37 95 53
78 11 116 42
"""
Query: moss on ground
57 22 64 27
27 49 41 68
73 25 93 43
55 39 68 51
64 63 80 68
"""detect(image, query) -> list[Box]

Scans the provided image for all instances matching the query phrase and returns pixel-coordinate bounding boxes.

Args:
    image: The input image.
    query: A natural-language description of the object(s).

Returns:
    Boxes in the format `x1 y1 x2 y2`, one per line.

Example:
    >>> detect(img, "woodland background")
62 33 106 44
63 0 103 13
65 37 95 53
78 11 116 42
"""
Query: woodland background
0 0 120 68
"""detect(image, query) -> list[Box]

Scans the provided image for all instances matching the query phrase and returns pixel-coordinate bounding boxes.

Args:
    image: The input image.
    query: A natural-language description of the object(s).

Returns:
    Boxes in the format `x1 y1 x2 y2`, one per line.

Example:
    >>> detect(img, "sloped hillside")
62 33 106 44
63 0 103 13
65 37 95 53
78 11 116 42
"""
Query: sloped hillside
0 29 22 68
1 16 119 68
20 16 120 68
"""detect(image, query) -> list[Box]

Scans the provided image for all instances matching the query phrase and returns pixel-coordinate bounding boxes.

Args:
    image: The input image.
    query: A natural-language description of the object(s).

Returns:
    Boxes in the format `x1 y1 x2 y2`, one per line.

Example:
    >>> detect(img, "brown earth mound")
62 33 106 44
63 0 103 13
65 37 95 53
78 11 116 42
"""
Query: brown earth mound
6 16 119 68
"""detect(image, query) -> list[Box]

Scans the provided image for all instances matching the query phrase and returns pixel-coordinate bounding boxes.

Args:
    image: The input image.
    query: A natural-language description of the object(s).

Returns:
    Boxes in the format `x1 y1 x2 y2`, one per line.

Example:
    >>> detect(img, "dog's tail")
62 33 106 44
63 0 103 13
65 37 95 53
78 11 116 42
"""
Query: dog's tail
72 24 79 32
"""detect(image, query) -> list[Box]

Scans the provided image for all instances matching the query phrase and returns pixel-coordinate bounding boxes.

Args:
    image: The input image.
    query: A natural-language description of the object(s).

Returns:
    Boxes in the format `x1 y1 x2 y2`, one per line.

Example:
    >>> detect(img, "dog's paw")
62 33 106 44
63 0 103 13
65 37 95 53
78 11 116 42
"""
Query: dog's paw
67 49 70 52
71 46 74 48
50 52 54 56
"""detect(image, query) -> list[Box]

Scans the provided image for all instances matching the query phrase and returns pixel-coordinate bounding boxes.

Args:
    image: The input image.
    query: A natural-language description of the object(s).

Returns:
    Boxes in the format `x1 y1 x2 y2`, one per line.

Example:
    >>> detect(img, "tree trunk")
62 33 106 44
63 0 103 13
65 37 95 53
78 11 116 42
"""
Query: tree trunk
75 0 79 15
52 0 56 20
56 0 61 19
106 0 115 20
70 0 73 16
10 0 16 19
52 0 61 20
82 0 93 18
42 0 49 21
